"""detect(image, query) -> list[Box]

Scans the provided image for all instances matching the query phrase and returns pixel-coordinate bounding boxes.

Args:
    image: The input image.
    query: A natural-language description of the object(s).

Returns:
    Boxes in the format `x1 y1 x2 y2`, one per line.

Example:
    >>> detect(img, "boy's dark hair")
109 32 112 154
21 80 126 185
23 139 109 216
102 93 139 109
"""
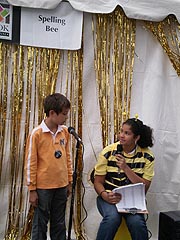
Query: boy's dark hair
44 93 70 116
123 118 154 148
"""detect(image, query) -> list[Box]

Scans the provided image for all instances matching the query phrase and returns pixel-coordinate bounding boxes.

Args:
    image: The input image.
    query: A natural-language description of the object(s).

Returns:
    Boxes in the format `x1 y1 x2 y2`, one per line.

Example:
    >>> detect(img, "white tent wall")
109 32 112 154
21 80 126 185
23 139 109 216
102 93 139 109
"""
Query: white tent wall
81 15 180 240
6 0 180 23
130 20 180 240
0 11 180 240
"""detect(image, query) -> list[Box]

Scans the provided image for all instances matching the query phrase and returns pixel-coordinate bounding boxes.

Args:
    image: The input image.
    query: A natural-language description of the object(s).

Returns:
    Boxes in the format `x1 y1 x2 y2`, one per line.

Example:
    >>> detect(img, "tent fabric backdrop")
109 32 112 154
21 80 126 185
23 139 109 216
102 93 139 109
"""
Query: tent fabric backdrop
0 7 180 240
130 20 180 239
6 0 180 22
0 14 179 240
82 16 180 240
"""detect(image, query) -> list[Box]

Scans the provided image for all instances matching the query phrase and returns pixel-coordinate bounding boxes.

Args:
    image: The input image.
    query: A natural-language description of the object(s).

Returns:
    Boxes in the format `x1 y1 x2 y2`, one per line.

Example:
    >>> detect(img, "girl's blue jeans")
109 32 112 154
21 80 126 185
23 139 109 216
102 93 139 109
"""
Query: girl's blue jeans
96 196 148 240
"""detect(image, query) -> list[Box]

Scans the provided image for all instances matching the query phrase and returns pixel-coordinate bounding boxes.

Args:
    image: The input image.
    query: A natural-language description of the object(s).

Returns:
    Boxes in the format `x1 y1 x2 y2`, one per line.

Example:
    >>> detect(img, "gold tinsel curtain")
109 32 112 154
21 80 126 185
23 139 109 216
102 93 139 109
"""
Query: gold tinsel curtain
93 7 136 147
0 43 84 239
145 14 180 76
2 8 180 240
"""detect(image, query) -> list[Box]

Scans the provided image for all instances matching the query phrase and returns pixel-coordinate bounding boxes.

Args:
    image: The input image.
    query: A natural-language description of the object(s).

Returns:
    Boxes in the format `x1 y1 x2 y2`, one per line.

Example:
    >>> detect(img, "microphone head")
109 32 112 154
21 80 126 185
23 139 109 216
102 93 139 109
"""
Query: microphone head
68 126 75 134
68 126 82 144
116 144 123 154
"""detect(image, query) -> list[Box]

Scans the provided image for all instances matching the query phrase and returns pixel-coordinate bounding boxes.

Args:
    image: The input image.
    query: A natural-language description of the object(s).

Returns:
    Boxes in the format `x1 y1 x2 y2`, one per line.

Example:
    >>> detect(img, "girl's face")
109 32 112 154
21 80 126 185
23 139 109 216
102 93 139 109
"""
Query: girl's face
118 123 139 148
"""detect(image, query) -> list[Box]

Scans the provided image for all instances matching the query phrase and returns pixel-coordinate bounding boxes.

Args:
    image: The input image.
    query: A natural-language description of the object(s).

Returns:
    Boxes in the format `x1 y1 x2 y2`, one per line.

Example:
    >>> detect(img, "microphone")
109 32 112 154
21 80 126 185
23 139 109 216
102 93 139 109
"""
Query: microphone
68 127 82 143
116 144 123 154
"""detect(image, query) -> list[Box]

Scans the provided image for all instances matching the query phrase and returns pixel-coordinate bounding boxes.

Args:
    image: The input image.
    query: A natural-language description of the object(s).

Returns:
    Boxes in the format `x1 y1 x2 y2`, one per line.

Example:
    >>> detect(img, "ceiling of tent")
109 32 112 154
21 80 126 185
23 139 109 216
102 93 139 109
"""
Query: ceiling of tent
6 0 180 22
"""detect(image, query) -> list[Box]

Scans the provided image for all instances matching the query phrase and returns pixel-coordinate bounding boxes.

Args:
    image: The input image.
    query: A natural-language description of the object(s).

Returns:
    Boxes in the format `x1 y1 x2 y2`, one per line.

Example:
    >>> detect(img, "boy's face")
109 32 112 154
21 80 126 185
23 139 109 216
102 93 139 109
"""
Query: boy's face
49 108 69 126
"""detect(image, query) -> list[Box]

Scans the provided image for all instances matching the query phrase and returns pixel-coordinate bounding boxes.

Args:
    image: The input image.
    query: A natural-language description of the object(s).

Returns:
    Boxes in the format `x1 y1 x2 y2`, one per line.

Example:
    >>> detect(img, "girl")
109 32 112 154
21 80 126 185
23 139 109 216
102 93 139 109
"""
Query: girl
94 118 154 240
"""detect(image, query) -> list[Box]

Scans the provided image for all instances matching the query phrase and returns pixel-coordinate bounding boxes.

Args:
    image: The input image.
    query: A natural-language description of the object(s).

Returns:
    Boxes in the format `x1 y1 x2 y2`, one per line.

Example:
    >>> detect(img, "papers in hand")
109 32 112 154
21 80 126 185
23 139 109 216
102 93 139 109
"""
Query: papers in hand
112 183 148 214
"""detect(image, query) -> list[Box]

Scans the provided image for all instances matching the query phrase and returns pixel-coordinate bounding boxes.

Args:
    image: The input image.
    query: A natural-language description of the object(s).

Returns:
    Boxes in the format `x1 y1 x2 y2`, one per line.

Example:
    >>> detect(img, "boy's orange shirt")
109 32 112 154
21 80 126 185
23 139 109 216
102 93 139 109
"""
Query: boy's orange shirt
25 120 73 191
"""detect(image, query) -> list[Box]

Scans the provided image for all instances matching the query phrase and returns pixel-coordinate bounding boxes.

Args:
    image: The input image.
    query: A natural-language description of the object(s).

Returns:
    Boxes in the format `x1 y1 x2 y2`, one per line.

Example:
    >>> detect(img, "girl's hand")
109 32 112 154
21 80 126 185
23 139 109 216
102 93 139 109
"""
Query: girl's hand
116 154 127 171
101 191 121 204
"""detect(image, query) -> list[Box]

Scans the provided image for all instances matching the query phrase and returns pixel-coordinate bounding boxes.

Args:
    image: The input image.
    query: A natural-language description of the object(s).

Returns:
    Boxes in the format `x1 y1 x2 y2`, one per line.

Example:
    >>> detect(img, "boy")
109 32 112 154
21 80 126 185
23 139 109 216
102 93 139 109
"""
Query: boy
25 93 73 240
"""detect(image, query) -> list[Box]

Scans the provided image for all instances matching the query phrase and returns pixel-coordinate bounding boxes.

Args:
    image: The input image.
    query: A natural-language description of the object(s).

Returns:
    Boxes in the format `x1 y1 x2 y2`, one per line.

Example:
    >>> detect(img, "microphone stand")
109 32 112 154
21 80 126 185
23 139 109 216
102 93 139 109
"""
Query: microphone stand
67 140 81 240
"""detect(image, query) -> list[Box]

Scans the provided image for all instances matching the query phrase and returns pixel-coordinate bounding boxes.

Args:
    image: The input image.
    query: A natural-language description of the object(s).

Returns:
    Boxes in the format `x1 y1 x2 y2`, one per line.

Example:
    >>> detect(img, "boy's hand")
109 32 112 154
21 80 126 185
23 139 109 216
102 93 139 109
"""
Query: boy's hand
29 190 38 207
67 183 72 197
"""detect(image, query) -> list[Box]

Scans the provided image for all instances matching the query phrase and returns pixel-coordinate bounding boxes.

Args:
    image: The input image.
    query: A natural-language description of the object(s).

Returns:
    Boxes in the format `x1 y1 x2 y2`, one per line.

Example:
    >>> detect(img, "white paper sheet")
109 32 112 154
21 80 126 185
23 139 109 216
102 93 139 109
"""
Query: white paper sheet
112 183 148 214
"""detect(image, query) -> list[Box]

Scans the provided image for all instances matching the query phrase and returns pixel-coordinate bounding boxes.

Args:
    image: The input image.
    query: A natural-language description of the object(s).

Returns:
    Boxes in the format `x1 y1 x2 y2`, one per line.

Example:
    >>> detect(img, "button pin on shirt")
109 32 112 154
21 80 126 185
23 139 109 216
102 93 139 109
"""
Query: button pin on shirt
54 150 62 159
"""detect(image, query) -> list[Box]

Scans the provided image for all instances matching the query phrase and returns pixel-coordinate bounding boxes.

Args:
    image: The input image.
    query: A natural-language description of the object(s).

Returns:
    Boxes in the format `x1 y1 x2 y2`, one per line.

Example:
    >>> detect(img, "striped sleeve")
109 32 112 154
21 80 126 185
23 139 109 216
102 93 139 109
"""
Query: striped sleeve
95 145 112 176
142 149 155 181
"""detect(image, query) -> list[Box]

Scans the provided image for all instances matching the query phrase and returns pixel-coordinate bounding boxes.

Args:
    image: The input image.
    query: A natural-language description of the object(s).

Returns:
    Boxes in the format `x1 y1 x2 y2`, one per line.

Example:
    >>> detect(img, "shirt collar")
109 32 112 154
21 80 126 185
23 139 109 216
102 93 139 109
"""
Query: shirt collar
40 120 63 133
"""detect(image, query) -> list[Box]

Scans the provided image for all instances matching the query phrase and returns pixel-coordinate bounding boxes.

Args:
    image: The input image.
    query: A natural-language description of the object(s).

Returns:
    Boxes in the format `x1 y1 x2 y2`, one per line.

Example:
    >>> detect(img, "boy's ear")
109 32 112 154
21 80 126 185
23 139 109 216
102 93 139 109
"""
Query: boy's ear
49 110 55 116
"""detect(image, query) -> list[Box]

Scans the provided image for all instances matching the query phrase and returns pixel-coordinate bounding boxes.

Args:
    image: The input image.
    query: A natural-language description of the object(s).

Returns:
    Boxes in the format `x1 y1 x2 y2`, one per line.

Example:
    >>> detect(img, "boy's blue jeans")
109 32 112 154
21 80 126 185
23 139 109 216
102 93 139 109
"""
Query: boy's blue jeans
96 196 148 240
31 187 68 240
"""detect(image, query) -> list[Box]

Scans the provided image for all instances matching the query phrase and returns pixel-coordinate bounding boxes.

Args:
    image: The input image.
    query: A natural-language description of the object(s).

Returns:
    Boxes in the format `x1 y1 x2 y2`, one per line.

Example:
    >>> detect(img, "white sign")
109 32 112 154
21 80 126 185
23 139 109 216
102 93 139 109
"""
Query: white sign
20 2 83 50
0 1 13 40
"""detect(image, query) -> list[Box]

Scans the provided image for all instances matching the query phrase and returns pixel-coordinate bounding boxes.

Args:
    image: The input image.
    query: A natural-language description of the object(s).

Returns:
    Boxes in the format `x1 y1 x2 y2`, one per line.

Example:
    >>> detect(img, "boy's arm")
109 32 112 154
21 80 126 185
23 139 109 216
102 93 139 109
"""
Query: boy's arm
25 132 38 191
